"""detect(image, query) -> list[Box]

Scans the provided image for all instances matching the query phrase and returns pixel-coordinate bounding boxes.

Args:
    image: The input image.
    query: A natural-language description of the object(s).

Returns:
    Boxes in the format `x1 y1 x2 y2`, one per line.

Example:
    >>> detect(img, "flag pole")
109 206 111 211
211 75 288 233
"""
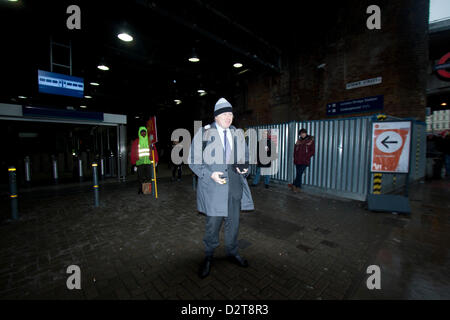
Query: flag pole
152 148 158 199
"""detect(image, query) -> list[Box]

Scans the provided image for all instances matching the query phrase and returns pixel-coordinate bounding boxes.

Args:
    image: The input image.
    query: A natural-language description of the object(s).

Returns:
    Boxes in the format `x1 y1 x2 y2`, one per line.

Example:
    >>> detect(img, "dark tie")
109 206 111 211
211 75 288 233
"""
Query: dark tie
224 130 231 164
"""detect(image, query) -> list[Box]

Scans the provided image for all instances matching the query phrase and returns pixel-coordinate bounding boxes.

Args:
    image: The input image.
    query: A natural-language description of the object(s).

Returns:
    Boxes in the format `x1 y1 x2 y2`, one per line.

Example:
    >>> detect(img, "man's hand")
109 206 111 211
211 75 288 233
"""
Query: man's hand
236 168 248 175
211 171 226 184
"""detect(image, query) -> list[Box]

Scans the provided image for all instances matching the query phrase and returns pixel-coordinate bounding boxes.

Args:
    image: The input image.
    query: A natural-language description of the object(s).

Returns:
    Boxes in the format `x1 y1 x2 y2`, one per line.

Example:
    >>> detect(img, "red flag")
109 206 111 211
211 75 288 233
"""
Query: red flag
146 116 158 145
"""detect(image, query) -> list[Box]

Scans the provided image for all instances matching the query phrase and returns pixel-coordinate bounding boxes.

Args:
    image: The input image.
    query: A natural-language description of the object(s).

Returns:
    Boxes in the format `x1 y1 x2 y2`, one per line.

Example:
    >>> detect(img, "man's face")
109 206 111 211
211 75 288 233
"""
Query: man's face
215 112 233 129
300 132 307 139
140 130 146 137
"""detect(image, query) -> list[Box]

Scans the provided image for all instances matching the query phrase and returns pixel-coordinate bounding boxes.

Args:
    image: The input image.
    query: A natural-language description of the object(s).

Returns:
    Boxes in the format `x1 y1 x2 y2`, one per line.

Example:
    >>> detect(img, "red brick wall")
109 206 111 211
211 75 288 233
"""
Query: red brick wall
241 0 429 126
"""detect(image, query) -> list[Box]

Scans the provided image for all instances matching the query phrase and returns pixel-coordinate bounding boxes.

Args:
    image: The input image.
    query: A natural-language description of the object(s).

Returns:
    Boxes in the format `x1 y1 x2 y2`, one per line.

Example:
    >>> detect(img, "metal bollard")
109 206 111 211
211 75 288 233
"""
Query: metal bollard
78 158 83 181
100 158 105 178
8 167 19 220
24 156 31 183
52 156 58 182
92 163 99 207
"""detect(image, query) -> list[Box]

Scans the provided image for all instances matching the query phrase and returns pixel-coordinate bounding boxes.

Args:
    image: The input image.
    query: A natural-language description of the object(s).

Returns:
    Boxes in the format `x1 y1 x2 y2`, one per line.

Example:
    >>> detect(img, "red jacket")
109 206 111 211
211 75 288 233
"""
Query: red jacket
131 139 159 165
294 136 315 165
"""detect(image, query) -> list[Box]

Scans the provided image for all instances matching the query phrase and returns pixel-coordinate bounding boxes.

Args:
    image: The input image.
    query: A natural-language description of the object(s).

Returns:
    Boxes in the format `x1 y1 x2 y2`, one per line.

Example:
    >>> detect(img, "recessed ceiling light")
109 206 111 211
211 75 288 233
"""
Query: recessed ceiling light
18 96 27 99
97 64 109 71
90 82 100 86
197 89 206 94
84 95 92 99
189 48 200 63
8 0 19 2
80 105 87 109
118 33 133 42
233 63 243 68
441 102 447 106
174 99 182 105
199 92 207 97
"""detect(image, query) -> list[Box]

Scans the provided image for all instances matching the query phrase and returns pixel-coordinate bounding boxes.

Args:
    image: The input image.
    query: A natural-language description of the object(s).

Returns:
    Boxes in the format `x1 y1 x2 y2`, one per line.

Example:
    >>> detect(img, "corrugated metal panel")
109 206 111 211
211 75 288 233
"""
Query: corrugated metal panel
248 115 425 201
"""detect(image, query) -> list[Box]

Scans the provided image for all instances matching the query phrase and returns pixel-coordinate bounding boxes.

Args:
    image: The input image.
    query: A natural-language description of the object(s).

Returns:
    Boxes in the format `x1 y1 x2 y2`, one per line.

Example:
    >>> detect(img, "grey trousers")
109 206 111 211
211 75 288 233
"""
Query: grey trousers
203 194 241 257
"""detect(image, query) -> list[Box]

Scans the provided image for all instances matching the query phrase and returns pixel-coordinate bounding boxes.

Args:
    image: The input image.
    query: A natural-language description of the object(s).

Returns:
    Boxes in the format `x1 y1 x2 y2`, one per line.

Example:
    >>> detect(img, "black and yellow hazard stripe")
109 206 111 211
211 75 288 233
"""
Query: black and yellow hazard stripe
373 114 386 194
373 173 382 194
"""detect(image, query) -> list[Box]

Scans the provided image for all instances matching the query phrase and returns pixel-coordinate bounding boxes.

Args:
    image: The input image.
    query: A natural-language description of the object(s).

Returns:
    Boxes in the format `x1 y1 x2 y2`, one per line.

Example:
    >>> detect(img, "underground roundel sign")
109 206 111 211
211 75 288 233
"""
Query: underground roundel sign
371 121 411 173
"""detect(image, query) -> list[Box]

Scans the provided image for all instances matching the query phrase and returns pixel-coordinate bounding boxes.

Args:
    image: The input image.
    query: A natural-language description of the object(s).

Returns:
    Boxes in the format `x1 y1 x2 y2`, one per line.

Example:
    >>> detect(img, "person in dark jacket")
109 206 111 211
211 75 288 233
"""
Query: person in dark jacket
288 128 315 192
251 129 272 188
171 139 183 181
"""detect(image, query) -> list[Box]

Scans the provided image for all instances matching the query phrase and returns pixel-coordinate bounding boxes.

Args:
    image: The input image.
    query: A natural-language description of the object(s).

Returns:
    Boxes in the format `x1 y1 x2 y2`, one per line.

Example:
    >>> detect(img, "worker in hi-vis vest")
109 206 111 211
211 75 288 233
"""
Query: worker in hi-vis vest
131 126 158 194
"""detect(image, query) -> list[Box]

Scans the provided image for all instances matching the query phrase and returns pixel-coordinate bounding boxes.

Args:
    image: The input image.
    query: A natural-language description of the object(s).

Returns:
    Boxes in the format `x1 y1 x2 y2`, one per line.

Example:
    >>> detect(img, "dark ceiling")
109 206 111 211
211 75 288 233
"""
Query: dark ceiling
0 1 285 116
0 0 346 123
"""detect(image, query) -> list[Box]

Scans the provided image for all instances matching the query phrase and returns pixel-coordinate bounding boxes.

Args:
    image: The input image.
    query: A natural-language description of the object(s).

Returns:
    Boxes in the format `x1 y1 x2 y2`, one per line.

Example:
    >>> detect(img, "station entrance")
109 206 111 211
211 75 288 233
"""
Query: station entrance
0 104 127 189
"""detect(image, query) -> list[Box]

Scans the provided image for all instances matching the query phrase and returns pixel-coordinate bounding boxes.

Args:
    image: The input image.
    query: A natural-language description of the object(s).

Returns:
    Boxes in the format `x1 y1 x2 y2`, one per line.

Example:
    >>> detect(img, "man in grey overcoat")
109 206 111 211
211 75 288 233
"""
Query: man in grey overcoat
189 97 254 279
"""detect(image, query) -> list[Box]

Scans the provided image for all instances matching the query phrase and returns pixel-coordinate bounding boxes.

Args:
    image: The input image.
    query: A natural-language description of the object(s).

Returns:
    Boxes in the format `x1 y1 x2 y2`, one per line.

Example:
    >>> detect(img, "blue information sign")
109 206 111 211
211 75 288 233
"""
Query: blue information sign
327 95 383 116
38 70 84 98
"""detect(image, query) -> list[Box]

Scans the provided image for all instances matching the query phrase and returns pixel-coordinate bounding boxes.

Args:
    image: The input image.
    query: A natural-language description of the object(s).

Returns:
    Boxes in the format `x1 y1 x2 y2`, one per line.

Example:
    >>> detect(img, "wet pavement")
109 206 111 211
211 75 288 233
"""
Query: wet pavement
0 172 449 300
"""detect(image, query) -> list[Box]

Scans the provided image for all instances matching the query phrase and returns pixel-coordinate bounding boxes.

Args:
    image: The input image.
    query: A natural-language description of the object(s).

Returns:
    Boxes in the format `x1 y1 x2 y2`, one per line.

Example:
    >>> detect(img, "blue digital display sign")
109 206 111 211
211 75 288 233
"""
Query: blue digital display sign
38 70 84 98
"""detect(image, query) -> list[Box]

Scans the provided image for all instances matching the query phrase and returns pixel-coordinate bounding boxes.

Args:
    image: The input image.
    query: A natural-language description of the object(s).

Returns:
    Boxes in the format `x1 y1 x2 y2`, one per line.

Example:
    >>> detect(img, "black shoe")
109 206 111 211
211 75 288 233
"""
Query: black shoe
199 257 212 279
265 184 269 189
227 255 249 268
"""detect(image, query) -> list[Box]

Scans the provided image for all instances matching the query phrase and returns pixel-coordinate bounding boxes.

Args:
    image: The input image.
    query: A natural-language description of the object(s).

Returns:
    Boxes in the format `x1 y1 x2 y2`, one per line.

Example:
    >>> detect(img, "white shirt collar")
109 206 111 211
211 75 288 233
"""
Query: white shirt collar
214 122 232 149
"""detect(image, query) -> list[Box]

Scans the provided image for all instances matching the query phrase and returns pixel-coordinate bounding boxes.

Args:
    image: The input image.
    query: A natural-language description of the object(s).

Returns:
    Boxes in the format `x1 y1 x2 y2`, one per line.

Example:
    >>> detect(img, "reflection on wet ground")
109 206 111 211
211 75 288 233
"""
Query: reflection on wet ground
0 176 448 299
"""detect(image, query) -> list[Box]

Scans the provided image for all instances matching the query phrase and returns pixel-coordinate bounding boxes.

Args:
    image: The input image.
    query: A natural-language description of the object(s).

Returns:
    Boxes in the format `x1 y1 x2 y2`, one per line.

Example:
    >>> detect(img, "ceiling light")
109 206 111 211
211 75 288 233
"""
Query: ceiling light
233 63 243 68
84 95 92 99
197 89 206 94
135 116 140 119
97 64 109 71
90 82 100 86
189 49 200 63
80 105 87 109
174 99 182 105
118 32 133 42
18 96 27 99
237 68 250 75
199 92 207 97
441 102 447 106
8 0 19 2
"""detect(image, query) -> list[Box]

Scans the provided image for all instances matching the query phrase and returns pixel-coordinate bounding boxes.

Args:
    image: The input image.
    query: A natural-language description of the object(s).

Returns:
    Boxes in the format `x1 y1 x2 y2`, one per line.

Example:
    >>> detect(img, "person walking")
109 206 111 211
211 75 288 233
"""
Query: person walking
251 129 272 188
171 139 183 181
189 97 254 279
288 128 315 192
